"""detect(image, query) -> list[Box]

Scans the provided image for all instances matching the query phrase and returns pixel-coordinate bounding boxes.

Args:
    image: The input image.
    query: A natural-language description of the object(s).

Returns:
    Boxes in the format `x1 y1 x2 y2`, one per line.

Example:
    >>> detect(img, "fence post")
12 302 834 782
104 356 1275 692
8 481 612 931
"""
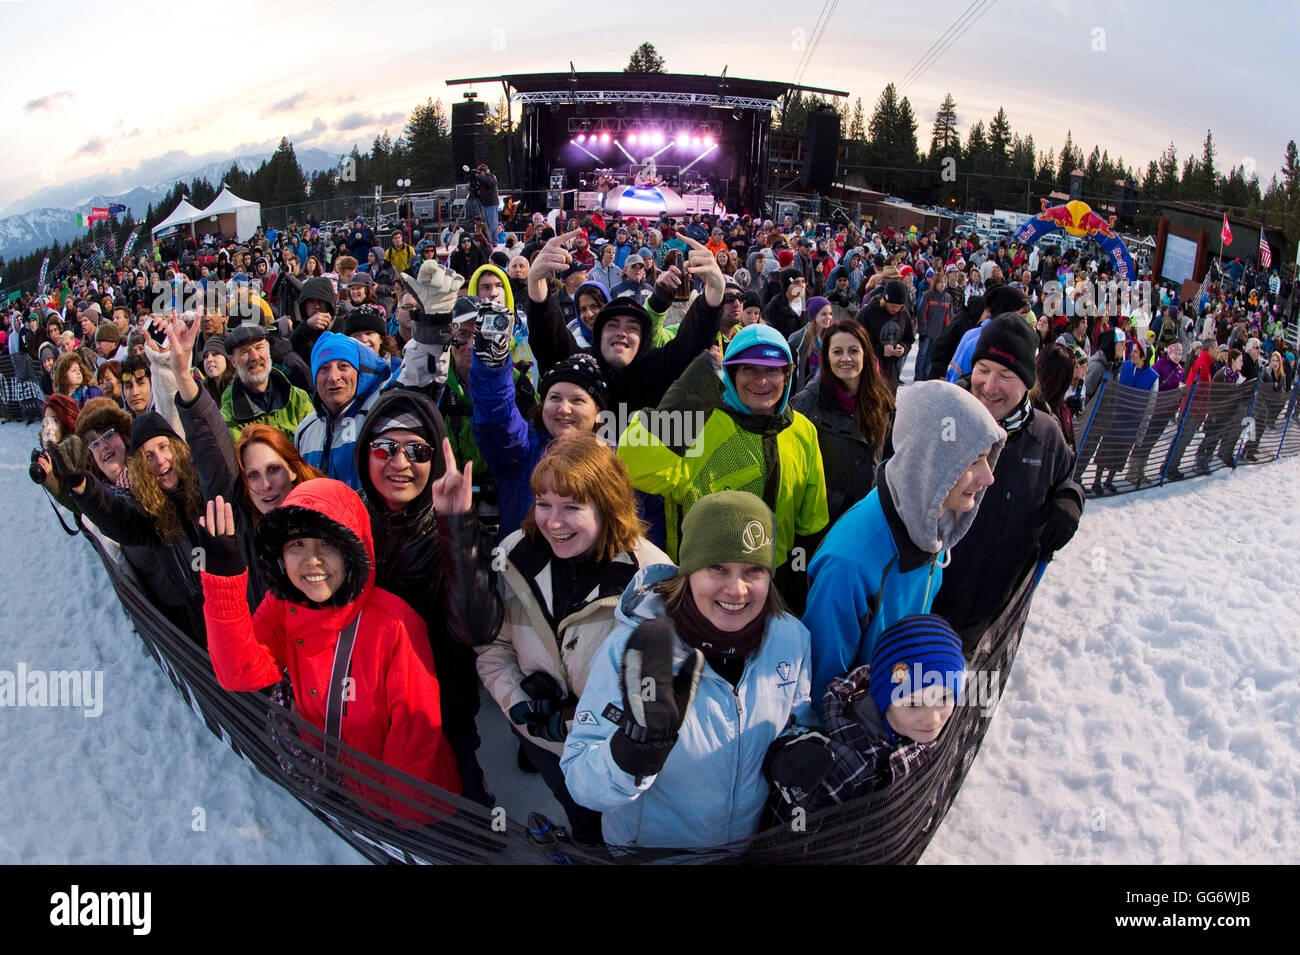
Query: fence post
1074 374 1108 483
1274 383 1300 462
1158 379 1197 486
1231 378 1262 467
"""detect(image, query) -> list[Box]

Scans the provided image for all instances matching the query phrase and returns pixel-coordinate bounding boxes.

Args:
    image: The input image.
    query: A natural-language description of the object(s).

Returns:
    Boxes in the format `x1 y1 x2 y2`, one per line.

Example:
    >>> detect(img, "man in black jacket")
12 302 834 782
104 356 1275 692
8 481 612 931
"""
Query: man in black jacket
930 315 1084 654
762 268 805 338
856 279 915 395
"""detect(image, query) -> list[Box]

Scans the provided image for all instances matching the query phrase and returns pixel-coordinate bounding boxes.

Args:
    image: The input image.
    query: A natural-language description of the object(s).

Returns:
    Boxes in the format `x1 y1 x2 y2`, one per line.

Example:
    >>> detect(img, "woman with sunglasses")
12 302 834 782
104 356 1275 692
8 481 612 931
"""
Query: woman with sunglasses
353 387 502 806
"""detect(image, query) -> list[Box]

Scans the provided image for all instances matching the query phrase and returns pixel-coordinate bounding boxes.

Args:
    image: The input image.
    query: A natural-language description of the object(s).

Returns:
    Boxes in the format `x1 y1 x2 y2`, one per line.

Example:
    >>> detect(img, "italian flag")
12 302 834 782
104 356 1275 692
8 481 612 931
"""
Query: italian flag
77 207 109 227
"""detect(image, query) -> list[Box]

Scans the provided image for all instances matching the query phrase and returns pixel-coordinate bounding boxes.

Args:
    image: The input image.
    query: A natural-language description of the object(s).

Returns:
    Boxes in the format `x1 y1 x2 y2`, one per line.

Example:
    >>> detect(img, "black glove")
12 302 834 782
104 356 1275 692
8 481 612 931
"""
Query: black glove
197 512 247 577
609 618 703 781
1039 494 1083 558
473 303 515 368
49 435 90 488
509 699 569 743
763 730 833 807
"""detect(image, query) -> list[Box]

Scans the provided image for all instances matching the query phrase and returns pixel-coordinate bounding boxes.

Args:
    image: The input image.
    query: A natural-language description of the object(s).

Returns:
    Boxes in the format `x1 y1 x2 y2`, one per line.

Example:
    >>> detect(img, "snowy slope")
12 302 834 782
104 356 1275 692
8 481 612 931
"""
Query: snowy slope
3 416 1297 864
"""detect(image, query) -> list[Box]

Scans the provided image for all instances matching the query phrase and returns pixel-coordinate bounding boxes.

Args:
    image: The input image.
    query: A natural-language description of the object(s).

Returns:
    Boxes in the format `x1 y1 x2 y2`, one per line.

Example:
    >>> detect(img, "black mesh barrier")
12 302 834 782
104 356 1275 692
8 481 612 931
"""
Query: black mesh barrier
76 524 1038 865
1073 377 1300 496
0 353 44 423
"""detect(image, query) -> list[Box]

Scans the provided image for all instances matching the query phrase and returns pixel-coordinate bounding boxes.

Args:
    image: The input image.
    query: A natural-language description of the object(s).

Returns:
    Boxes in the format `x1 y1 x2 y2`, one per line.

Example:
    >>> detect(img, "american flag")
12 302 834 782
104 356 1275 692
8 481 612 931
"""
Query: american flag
1259 232 1272 269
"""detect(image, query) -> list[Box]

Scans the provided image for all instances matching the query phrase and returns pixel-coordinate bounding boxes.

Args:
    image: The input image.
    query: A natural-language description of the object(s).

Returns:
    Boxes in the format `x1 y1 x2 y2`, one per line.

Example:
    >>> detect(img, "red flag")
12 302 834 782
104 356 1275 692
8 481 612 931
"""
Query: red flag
1220 214 1232 246
1259 233 1272 269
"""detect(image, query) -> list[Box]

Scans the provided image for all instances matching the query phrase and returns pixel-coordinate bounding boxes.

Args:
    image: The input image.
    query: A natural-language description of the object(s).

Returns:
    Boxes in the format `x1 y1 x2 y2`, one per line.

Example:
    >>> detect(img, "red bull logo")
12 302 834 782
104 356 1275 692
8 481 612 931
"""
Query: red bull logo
1036 199 1118 239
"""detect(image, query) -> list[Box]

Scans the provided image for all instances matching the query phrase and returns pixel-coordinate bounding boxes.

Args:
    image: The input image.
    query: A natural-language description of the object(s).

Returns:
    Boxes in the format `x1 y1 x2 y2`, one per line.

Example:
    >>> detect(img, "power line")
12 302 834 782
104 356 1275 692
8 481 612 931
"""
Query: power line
898 0 982 88
794 0 842 91
902 0 997 93
790 0 833 90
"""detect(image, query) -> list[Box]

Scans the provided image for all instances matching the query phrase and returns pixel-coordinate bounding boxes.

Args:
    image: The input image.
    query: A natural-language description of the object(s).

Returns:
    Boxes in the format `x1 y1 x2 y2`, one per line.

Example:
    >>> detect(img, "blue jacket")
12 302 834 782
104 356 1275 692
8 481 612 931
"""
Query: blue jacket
561 563 816 849
469 351 549 539
294 332 393 491
802 479 944 711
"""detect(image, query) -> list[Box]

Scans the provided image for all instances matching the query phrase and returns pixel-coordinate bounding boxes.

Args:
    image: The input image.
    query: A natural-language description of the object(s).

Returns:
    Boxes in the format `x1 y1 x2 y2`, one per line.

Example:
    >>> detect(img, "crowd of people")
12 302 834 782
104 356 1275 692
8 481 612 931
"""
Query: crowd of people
5 191 1297 853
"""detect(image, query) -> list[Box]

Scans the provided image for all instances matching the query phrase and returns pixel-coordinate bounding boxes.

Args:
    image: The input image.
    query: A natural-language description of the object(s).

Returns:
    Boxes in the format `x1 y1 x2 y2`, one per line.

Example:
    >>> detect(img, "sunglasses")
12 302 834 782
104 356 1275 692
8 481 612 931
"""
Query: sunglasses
370 438 434 463
88 432 117 454
723 293 742 304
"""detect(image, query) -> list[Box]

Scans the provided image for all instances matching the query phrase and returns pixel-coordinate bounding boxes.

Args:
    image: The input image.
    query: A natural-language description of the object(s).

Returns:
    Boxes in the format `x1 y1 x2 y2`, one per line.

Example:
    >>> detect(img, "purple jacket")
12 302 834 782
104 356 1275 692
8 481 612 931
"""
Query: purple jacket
1152 356 1185 392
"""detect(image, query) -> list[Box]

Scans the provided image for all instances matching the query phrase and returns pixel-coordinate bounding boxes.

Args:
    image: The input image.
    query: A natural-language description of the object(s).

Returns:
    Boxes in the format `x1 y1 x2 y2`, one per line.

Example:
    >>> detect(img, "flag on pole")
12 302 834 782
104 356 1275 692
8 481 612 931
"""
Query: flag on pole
107 203 127 215
77 208 109 227
1220 214 1232 246
37 256 49 294
1259 232 1272 269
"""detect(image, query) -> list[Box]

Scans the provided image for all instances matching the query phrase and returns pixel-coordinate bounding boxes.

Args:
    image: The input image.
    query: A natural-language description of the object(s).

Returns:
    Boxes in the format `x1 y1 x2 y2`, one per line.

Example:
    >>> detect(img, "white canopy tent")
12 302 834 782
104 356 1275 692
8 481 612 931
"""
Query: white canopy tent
194 187 261 242
151 198 202 237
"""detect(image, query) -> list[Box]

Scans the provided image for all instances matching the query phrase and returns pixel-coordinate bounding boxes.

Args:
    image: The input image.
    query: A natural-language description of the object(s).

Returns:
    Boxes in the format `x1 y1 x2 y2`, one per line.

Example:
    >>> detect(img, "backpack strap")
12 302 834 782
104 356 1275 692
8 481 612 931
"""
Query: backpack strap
322 611 362 764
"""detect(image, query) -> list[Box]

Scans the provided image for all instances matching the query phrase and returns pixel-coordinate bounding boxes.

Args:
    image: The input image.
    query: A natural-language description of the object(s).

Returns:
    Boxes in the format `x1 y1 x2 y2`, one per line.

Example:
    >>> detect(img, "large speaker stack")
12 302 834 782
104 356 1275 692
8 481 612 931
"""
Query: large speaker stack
452 98 488 171
802 106 841 194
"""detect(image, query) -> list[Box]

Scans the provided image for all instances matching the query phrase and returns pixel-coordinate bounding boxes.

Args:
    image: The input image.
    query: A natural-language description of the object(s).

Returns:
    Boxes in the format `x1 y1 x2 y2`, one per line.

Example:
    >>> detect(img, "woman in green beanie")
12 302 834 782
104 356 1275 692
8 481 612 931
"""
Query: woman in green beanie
560 489 820 849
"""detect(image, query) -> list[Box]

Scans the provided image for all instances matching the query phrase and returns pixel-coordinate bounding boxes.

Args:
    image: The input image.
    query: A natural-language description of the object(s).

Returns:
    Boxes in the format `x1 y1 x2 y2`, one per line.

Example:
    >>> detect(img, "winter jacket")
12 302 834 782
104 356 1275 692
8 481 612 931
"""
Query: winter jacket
786 323 822 395
762 293 803 339
201 478 462 811
526 285 723 413
916 289 954 340
175 384 272 611
856 299 915 388
618 328 829 564
469 351 550 539
294 333 394 491
789 374 883 526
1152 355 1185 392
71 472 207 644
930 399 1083 653
1181 349 1217 418
560 563 817 848
477 528 669 756
347 224 376 263
220 369 314 443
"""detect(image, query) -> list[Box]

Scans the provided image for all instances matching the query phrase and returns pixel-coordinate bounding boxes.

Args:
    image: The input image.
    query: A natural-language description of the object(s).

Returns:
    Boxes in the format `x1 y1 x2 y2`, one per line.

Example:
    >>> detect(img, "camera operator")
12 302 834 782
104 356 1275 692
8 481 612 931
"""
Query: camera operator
462 163 500 239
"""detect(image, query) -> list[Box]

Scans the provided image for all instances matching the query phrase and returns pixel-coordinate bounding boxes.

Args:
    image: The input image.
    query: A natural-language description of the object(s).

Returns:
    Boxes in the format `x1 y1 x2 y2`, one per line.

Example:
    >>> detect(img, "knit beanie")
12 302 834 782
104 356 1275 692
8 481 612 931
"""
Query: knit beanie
94 322 122 344
883 280 909 306
982 283 1029 317
804 296 831 323
538 352 609 410
972 314 1040 388
130 411 181 453
778 267 803 291
868 615 966 744
675 490 776 576
200 335 229 359
343 303 388 339
776 250 796 268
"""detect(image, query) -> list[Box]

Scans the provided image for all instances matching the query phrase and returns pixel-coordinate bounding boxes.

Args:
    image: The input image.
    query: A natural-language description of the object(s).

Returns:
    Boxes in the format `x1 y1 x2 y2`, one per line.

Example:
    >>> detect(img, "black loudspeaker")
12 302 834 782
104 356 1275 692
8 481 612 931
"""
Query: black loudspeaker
1118 181 1138 222
802 107 841 194
1069 170 1086 202
452 100 488 172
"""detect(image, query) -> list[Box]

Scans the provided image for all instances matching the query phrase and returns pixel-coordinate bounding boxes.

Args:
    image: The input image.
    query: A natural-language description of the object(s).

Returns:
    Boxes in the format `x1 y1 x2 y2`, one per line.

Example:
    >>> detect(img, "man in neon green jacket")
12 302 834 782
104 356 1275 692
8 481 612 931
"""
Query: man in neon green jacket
617 323 828 564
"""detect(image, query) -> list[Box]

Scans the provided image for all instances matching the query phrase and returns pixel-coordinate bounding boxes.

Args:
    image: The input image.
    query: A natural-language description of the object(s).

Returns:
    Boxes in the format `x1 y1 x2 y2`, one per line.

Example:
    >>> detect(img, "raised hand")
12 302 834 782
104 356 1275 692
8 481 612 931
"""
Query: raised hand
196 495 247 577
527 228 584 303
680 235 724 307
429 437 473 516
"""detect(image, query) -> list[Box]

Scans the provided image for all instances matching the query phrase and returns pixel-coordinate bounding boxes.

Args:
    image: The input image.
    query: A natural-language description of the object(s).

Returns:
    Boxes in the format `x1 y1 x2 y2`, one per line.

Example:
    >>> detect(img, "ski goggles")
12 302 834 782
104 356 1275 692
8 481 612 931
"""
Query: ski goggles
369 438 435 464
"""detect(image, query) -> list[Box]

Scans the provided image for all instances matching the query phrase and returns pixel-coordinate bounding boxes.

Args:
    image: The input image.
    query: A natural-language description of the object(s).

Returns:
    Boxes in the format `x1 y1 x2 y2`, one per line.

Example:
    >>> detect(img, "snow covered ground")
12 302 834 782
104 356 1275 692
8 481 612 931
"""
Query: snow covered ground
3 416 1297 864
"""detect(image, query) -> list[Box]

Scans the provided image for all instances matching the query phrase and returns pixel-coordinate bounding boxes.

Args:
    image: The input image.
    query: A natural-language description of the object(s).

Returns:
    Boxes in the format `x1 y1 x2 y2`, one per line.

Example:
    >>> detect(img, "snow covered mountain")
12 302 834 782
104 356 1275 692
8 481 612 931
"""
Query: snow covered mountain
0 147 347 261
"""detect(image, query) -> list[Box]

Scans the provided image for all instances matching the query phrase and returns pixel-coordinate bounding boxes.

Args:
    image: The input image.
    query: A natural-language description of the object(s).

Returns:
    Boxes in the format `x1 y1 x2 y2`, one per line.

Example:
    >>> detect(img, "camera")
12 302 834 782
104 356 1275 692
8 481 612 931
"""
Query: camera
29 448 48 485
478 302 513 333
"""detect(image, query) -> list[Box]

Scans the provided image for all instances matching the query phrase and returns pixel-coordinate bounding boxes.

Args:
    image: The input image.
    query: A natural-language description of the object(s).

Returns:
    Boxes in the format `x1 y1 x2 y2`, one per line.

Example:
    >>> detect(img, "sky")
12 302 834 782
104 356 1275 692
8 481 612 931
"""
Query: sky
1 0 1296 214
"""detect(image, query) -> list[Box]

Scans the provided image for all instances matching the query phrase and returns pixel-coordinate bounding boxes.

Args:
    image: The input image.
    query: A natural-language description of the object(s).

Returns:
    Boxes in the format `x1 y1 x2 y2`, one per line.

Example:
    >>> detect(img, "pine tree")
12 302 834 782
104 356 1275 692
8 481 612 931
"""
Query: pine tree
1281 140 1299 205
849 97 866 142
929 93 959 154
625 43 665 73
988 107 1012 176
1199 129 1218 199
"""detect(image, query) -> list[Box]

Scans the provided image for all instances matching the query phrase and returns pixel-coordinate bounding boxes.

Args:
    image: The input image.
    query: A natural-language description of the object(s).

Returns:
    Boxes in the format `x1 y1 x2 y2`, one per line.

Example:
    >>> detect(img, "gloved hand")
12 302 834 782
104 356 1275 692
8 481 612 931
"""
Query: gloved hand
399 259 464 343
763 730 834 806
473 302 516 368
508 698 569 743
609 618 703 781
197 496 248 577
1039 494 1082 558
49 435 90 488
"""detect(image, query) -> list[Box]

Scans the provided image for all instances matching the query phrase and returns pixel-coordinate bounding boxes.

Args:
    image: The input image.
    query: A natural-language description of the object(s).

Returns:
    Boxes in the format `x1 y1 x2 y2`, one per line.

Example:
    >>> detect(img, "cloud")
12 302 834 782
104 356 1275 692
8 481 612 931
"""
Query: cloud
75 136 107 157
23 90 74 113
266 91 307 115
334 110 406 132
288 117 327 143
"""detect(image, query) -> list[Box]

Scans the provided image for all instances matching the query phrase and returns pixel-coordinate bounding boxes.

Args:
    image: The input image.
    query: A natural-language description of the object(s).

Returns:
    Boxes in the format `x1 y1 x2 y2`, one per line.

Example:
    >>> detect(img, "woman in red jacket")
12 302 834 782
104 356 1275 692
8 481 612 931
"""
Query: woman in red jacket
198 476 462 813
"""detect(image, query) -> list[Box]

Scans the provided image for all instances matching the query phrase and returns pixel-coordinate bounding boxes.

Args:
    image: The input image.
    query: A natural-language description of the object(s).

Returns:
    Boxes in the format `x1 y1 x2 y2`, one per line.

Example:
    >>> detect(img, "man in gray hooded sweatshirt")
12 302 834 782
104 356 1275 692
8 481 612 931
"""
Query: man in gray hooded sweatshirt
803 379 1007 710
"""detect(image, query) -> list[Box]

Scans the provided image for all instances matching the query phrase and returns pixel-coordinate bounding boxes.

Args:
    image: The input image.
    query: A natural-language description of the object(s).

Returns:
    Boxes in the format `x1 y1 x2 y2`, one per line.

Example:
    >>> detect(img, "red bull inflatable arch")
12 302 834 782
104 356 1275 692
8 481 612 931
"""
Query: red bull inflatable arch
1013 199 1137 280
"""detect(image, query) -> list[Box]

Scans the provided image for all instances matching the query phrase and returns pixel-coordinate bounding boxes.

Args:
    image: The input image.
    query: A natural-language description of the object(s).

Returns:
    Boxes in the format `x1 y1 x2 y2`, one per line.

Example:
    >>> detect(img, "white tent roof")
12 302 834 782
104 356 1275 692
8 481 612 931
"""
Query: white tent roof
152 198 202 233
198 187 258 216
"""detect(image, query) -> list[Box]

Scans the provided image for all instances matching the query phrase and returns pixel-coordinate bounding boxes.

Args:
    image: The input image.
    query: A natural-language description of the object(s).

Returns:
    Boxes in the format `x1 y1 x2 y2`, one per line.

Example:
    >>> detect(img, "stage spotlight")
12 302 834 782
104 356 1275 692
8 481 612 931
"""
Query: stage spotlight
676 133 688 147
600 132 611 143
691 136 701 148
576 133 586 143
652 130 664 145
703 135 714 147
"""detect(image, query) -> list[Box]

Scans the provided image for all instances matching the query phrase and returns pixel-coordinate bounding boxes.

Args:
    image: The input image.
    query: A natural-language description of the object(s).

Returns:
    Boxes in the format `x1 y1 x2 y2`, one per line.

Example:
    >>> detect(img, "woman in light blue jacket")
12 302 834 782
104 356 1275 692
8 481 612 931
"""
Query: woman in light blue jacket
561 491 818 849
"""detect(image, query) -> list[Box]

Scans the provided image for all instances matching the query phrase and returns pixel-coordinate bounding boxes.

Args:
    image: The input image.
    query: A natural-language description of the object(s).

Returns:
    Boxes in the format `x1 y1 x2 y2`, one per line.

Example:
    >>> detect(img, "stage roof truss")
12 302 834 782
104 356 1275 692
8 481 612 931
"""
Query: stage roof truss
514 90 778 110
566 118 724 136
